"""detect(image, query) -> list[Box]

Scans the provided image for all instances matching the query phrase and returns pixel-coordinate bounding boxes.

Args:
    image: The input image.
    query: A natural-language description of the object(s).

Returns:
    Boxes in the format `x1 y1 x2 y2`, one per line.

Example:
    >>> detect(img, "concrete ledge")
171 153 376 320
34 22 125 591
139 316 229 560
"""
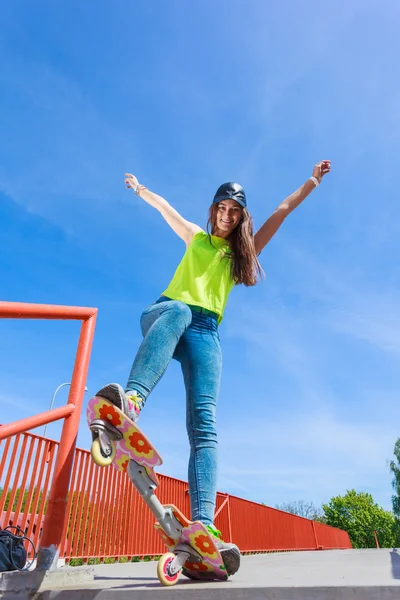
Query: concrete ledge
2 550 400 599
0 565 94 596
38 586 400 600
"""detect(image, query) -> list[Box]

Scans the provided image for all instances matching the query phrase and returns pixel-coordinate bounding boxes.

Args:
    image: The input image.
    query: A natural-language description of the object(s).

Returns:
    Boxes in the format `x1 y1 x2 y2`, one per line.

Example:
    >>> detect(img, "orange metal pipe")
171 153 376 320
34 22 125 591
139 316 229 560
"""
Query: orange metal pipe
0 405 75 441
120 471 130 557
4 436 29 527
60 448 80 558
25 439 47 543
37 311 97 569
91 468 105 560
35 442 56 551
19 437 42 534
0 437 12 481
0 301 97 321
1 431 352 560
14 437 36 523
214 494 229 519
226 495 233 543
82 463 100 561
0 435 21 515
69 451 86 557
311 520 320 549
76 454 94 558
104 463 115 555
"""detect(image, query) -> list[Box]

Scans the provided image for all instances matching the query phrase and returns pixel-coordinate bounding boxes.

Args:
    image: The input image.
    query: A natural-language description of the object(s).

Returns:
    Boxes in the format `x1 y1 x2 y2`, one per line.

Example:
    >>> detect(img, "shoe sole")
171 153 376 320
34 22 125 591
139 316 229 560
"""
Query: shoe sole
96 384 124 410
219 546 241 575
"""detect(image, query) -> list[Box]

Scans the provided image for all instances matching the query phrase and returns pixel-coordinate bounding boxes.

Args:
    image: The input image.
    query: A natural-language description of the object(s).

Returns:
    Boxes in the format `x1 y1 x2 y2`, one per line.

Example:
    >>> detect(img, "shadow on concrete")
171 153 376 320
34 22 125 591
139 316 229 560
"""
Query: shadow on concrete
390 548 400 579
96 582 168 590
93 578 163 589
92 576 226 589
94 576 156 582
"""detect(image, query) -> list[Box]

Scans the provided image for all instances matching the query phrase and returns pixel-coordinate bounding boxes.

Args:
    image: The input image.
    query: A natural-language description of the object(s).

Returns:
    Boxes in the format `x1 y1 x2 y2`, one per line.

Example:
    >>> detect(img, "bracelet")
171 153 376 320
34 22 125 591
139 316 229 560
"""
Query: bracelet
309 176 319 187
135 184 145 196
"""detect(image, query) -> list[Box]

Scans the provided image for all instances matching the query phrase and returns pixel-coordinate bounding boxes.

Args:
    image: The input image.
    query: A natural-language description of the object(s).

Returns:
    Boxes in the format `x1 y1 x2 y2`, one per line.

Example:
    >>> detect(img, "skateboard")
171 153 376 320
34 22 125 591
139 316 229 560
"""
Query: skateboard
87 396 228 586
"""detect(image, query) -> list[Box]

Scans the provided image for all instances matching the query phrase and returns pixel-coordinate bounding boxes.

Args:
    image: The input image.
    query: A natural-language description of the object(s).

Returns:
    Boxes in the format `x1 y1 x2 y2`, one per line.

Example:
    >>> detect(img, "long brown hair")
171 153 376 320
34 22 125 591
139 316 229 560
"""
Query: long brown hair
207 204 263 286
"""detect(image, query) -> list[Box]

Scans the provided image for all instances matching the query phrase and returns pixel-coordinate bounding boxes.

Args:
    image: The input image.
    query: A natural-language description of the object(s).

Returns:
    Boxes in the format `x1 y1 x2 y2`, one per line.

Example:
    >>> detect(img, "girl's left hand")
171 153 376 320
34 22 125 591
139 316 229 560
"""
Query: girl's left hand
312 160 331 183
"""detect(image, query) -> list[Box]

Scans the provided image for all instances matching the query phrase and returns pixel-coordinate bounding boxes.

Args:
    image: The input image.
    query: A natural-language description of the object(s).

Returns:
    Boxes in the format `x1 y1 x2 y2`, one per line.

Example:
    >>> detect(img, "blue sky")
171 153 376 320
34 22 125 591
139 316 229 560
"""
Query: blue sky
1 0 400 512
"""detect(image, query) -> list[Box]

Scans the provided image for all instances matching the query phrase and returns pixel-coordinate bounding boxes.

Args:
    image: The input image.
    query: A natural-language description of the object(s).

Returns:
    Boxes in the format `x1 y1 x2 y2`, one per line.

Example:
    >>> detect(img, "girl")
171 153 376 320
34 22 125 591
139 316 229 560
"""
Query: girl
96 160 331 575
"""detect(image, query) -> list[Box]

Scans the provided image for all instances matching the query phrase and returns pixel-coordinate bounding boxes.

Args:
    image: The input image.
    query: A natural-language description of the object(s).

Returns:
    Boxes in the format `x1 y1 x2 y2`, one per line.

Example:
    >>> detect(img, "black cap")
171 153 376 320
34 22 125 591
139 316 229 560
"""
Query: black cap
213 182 246 208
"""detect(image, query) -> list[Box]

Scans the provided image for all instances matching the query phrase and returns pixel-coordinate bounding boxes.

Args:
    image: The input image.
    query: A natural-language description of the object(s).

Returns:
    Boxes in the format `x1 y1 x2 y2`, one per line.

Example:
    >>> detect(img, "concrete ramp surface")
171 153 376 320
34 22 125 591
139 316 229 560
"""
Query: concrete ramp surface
2 549 400 599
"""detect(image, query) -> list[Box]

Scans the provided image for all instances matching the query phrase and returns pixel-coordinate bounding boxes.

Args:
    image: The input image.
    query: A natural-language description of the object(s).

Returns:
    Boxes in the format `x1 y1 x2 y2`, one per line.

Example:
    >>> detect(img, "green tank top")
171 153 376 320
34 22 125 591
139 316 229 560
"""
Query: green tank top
163 230 235 323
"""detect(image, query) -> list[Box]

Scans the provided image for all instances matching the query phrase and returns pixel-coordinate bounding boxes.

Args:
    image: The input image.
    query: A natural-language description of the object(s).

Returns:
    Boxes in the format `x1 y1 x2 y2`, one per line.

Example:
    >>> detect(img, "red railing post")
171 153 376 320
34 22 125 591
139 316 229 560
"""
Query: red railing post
0 405 75 440
214 494 229 519
226 495 232 543
0 301 98 571
312 520 323 550
0 301 354 563
36 312 97 570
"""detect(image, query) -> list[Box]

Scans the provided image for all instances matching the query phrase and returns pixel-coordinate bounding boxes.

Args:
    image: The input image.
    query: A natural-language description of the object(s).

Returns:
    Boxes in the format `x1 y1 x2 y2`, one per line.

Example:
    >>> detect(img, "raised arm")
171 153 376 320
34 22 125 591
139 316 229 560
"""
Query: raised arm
254 160 331 254
125 173 202 245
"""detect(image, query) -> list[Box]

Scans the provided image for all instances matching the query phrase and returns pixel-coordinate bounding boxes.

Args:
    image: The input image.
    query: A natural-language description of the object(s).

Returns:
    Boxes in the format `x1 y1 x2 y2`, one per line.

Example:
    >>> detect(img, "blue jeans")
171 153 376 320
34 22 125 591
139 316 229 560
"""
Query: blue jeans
126 297 222 525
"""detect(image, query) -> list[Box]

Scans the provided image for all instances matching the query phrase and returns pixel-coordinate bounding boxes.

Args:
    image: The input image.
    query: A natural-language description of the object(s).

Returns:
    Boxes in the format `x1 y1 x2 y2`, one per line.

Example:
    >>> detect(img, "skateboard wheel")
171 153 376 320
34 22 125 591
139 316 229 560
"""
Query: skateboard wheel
90 438 116 467
157 552 181 586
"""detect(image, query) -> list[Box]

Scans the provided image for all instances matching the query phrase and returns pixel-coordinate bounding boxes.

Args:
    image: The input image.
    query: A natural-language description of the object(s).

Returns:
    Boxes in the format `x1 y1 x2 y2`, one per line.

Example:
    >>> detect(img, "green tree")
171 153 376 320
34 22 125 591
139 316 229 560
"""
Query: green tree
275 500 323 521
323 490 395 548
389 438 400 517
389 438 400 546
2 487 46 513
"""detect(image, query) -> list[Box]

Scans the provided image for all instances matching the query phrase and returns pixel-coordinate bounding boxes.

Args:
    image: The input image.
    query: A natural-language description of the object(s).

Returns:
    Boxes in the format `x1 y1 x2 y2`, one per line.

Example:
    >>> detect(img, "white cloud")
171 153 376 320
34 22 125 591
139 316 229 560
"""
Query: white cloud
0 46 138 236
219 240 400 510
218 411 397 509
282 246 400 355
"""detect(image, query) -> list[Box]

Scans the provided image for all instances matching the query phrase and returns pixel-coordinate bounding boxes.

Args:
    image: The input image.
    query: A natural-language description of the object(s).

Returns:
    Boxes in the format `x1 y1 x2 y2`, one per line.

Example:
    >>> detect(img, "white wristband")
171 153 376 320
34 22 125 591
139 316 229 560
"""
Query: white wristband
310 176 319 187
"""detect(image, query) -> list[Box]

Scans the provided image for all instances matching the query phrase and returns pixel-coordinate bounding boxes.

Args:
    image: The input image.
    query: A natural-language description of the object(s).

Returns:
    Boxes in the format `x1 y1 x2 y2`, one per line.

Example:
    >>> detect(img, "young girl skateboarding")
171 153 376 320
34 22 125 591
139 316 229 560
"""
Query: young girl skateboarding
95 160 331 575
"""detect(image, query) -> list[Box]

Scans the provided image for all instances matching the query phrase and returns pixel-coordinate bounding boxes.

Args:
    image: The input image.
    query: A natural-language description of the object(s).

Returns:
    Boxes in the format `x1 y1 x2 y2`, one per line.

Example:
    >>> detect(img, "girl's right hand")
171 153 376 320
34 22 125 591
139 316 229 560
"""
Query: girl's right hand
123 173 201 244
125 173 139 189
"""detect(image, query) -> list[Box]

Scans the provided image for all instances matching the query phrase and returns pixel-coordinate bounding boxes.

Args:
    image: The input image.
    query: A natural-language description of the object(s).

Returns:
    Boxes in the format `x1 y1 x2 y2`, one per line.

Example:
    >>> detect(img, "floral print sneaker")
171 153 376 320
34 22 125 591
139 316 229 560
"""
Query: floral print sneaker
95 383 144 423
205 524 241 576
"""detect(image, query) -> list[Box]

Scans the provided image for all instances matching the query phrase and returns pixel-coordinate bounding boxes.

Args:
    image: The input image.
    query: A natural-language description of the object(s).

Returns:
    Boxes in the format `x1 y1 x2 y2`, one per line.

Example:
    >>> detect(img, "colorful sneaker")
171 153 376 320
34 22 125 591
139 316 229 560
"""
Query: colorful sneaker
206 524 241 576
125 389 145 422
95 383 144 423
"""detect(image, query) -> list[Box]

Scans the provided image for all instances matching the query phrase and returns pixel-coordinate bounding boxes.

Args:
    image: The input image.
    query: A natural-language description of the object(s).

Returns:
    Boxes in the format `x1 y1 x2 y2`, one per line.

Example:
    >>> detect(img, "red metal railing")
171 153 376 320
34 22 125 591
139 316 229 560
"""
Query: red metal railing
0 302 97 569
0 300 352 565
1 430 352 560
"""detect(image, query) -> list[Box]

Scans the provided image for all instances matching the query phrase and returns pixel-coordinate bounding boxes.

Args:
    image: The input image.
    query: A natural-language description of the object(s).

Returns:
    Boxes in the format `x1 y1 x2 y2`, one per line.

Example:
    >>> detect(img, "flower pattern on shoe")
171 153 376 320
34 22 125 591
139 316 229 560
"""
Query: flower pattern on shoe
127 398 138 414
126 393 143 416
125 390 144 417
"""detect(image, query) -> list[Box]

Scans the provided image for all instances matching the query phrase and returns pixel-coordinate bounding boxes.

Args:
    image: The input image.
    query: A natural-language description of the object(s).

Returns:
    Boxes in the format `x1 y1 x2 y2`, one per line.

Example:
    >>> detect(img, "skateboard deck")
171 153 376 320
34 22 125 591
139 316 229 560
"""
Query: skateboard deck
86 396 162 485
155 506 228 581
87 395 228 582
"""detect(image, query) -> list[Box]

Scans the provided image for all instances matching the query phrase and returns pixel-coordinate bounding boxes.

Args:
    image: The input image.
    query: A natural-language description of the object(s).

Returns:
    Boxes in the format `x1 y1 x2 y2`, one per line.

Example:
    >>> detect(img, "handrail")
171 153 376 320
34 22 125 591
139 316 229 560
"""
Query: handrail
0 301 97 320
0 405 75 440
0 301 97 571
